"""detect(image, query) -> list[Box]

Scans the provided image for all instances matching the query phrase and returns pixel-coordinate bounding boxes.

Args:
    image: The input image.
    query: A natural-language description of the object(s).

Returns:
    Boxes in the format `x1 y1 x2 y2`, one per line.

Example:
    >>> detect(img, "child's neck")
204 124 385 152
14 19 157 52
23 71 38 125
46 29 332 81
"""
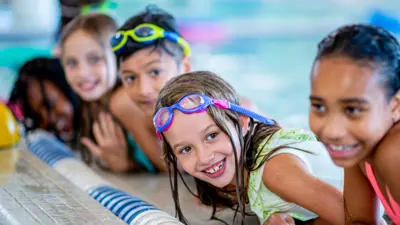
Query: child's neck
227 168 249 191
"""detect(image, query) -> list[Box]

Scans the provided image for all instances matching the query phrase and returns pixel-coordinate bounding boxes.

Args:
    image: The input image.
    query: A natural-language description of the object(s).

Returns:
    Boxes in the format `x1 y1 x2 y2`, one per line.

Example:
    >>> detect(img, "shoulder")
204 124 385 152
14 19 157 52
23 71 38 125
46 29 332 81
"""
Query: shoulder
108 88 151 136
259 128 318 150
374 123 400 202
253 128 317 168
374 122 400 175
109 87 141 118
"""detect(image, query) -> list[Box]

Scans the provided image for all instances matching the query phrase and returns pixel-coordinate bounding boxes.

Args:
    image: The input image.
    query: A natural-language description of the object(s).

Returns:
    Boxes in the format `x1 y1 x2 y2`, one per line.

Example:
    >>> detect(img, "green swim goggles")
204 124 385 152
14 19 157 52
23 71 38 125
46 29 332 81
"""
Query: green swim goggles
80 0 117 15
111 23 191 56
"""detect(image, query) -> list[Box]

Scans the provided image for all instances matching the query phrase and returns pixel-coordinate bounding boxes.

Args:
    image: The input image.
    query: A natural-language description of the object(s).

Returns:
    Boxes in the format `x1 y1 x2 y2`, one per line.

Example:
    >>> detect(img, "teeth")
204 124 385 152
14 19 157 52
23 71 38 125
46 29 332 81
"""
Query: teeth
79 81 97 89
205 160 224 174
329 144 356 151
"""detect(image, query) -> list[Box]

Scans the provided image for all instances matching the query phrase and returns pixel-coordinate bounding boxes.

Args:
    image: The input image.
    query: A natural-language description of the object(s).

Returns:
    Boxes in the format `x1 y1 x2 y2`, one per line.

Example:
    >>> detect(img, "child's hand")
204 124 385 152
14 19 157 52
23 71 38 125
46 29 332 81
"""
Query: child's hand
81 112 133 172
263 213 295 225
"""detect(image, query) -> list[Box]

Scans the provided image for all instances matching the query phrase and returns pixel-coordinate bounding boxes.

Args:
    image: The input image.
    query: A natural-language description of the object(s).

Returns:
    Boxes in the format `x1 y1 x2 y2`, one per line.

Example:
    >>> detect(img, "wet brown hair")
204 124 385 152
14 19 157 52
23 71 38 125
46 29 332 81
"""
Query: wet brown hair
154 71 286 224
59 13 120 165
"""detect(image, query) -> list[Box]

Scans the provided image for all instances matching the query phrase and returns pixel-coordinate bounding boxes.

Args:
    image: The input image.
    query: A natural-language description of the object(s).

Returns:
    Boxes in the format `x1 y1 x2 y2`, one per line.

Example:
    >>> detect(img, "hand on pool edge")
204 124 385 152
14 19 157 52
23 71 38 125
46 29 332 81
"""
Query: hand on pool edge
263 213 295 225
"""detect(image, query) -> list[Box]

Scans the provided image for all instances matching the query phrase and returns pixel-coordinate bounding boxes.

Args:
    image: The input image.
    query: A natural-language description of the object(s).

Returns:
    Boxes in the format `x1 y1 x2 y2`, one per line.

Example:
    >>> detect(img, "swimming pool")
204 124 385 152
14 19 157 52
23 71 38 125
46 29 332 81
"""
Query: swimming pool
115 0 400 129
1 0 399 129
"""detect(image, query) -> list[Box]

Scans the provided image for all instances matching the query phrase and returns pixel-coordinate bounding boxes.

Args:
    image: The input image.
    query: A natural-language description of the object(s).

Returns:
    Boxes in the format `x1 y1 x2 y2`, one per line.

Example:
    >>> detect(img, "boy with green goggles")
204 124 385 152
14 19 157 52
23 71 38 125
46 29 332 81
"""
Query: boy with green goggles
111 23 191 56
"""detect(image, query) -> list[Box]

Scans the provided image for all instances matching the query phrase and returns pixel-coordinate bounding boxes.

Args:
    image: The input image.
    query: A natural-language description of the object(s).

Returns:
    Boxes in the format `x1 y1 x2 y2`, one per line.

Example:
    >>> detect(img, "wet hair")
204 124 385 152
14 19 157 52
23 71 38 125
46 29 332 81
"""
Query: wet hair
60 13 120 164
58 0 106 28
79 0 105 5
58 0 105 40
315 23 400 99
115 4 185 63
9 57 78 137
154 71 284 224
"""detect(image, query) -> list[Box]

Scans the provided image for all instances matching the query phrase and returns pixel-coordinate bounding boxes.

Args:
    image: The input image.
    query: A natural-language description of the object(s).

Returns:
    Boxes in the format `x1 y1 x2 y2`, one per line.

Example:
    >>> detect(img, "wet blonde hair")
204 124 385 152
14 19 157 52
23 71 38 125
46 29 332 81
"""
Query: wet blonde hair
60 13 120 165
155 71 282 224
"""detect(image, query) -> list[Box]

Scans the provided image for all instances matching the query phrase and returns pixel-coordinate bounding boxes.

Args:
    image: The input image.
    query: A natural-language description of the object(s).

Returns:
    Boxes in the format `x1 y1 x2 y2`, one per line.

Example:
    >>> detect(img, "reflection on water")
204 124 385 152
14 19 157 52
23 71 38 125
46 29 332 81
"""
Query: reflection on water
0 147 19 185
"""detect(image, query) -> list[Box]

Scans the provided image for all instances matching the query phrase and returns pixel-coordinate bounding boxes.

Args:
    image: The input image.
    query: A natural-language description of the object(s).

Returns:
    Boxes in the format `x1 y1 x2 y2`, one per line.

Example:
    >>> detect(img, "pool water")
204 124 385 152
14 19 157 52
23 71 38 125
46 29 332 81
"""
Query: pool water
115 0 400 128
2 0 399 128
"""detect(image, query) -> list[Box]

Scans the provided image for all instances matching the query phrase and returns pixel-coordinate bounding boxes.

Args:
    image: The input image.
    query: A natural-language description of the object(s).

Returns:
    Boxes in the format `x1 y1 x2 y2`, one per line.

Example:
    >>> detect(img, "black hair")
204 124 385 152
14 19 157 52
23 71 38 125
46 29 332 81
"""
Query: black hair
315 23 400 99
57 0 106 40
115 4 184 62
9 57 78 138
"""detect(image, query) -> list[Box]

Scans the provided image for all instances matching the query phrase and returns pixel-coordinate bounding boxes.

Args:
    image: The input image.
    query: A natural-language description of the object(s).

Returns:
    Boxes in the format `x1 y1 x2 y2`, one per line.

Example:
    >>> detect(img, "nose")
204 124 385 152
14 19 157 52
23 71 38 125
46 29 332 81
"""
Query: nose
50 103 73 127
320 115 348 142
136 76 154 98
47 109 61 129
196 146 215 166
76 63 91 79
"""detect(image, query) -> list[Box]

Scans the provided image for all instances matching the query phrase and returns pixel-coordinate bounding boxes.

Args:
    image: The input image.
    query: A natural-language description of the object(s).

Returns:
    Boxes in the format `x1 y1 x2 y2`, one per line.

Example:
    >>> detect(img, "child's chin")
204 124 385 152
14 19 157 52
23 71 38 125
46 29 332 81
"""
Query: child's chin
212 175 235 189
332 158 361 168
212 181 229 189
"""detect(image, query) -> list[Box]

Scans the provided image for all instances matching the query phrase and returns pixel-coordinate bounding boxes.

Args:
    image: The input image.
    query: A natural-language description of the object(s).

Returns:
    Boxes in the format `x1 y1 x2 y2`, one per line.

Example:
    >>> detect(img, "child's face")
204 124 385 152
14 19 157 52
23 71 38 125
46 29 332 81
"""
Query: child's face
119 47 190 119
163 110 241 188
309 56 399 168
27 79 75 141
62 30 117 101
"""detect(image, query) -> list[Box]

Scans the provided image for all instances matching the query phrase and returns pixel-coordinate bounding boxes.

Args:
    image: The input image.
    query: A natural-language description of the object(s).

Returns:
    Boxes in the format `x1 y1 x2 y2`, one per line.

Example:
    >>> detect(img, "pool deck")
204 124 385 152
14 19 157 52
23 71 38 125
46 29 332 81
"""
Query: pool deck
0 149 125 225
0 148 259 224
95 167 260 225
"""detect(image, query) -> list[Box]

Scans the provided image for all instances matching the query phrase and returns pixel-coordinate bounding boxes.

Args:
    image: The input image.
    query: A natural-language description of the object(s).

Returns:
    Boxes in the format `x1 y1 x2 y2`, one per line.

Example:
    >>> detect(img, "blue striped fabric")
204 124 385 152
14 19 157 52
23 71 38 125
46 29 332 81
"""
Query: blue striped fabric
89 185 161 224
27 134 179 224
28 136 74 166
89 186 160 224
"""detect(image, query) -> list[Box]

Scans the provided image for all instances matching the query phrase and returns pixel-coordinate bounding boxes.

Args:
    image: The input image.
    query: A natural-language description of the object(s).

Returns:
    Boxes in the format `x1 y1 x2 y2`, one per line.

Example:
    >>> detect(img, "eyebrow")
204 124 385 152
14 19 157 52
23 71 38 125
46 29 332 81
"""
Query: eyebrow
309 95 369 104
120 59 161 75
85 50 102 57
171 124 217 150
143 59 161 68
120 69 136 76
309 96 323 101
339 98 369 104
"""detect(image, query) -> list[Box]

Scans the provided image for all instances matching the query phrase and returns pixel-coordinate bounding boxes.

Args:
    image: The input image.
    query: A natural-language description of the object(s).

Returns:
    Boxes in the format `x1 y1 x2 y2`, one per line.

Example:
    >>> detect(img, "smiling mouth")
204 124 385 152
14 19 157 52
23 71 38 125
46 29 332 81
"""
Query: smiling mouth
325 143 360 158
59 132 74 141
202 159 226 178
78 80 100 92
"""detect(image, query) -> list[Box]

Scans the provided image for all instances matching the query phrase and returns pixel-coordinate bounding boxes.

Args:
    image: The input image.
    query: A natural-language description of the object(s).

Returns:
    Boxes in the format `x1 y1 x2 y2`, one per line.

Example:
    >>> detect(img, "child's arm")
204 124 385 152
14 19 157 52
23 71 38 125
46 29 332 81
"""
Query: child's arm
109 89 168 172
262 153 343 225
344 165 381 225
375 122 400 204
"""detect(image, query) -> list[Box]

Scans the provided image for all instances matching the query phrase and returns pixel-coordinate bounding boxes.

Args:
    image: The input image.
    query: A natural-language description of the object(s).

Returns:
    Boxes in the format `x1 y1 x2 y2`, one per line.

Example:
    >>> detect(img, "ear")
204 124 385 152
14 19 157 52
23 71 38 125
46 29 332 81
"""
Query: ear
179 55 191 73
390 91 400 123
240 115 250 134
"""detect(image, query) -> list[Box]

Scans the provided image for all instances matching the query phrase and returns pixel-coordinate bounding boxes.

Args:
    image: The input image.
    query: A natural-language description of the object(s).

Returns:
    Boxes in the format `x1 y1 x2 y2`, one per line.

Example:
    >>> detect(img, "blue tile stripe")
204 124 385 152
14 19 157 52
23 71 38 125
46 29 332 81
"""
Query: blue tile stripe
26 135 181 224
89 185 170 224
28 137 74 166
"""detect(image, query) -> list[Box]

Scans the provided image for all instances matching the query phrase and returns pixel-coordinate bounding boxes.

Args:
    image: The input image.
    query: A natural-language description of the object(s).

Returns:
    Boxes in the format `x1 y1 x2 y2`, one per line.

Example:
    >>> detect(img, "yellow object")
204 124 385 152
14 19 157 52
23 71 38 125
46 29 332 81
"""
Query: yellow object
0 148 19 184
0 102 20 147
